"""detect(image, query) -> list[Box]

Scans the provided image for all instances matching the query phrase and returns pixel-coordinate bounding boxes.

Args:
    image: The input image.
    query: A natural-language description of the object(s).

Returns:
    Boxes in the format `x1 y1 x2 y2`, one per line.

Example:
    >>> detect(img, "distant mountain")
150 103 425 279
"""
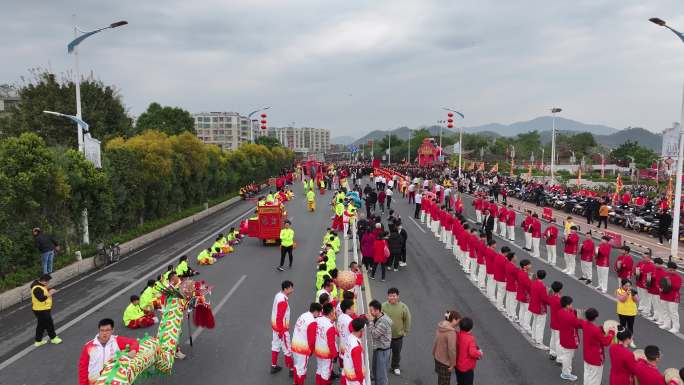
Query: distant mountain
353 125 457 145
465 116 619 136
331 136 356 145
538 127 662 152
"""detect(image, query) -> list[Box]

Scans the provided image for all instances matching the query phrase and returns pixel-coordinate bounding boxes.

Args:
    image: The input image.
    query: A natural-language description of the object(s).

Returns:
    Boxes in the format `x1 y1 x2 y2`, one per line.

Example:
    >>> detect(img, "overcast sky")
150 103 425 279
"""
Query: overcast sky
2 1 684 137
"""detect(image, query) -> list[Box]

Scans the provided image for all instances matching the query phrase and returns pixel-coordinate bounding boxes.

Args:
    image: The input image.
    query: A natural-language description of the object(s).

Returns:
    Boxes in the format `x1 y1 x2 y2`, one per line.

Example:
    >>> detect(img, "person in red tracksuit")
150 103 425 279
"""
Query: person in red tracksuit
485 240 498 301
634 345 667 385
451 217 462 256
506 205 516 241
595 236 612 293
291 303 323 385
504 252 518 320
494 247 510 311
649 258 666 325
544 219 559 266
272 281 294 375
530 214 542 259
476 232 488 288
516 259 532 333
468 229 479 282
580 308 614 385
528 269 549 348
579 233 595 283
556 296 582 381
547 281 563 362
635 251 656 315
563 226 579 276
660 261 682 333
522 211 533 251
614 246 634 289
497 205 508 238
609 327 637 385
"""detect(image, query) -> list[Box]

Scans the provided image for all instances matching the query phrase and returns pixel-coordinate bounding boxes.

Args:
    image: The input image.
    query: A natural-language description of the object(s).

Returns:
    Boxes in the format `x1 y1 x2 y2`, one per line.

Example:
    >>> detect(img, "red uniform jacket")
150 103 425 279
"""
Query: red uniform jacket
476 240 486 265
596 243 611 267
78 336 140 385
506 210 516 226
614 254 634 279
580 238 595 262
557 308 582 349
547 295 562 330
468 234 479 259
634 359 667 385
455 330 482 372
485 248 496 274
648 266 665 296
498 207 508 222
544 226 558 246
516 269 531 303
609 343 637 385
564 233 579 254
660 271 682 303
635 260 655 289
531 219 541 238
505 261 518 292
581 321 613 366
493 253 507 282
528 280 548 315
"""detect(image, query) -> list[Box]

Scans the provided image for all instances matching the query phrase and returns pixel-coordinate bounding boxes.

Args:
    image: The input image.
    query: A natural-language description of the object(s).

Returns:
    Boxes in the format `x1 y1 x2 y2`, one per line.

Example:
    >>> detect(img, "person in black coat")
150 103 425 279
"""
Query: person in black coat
397 221 408 267
657 209 672 245
584 199 594 225
481 209 495 243
387 225 403 271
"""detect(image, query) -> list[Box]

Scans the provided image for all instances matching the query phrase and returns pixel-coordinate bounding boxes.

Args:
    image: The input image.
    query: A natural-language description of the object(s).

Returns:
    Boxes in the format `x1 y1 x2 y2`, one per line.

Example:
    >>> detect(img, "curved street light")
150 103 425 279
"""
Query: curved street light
550 107 563 182
649 17 684 260
248 106 271 143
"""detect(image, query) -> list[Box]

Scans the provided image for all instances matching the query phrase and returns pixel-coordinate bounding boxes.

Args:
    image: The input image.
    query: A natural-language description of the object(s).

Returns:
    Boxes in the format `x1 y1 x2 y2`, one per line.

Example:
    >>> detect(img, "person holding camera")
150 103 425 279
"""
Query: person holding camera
615 279 639 348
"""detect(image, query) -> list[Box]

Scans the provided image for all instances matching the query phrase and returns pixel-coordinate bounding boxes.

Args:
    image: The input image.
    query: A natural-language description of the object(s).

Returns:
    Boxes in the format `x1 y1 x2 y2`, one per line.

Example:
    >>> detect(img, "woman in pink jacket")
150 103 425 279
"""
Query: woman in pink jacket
371 232 389 281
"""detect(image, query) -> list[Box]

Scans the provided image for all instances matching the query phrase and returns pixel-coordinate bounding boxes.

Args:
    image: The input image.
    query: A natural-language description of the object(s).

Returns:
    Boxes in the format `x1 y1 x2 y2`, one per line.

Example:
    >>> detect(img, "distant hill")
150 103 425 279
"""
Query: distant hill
538 127 662 152
353 125 457 145
331 136 356 145
465 116 619 136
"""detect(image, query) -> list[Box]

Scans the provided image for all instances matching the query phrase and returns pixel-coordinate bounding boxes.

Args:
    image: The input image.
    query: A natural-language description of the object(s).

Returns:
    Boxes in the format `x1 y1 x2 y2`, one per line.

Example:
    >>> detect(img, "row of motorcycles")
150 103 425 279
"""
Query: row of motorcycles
505 183 684 241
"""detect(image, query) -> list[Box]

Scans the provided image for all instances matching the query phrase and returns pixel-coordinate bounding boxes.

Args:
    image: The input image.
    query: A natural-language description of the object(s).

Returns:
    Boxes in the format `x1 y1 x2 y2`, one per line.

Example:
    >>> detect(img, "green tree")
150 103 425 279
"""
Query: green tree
255 135 283 149
0 70 132 147
134 102 195 136
610 140 658 168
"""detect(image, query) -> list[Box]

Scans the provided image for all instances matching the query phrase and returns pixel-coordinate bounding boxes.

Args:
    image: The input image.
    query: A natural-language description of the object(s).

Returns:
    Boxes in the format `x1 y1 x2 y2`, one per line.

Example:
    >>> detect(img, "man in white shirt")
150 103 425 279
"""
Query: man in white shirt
385 187 394 210
414 191 423 220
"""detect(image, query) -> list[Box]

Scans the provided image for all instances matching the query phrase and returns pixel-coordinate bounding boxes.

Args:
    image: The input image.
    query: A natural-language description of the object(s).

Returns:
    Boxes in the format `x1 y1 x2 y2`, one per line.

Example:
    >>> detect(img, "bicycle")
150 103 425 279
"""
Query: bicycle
94 242 121 268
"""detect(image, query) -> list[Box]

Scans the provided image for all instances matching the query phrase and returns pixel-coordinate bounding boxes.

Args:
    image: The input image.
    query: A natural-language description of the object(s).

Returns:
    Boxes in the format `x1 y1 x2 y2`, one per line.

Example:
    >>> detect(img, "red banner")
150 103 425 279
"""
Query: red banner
603 230 622 248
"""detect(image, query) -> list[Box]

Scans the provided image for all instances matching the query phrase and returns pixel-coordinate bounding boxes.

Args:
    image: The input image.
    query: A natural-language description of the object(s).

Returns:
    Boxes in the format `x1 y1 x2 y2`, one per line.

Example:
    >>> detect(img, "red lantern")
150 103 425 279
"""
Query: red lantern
447 118 454 123
260 120 267 124
447 112 454 118
260 125 267 129
447 124 454 128
260 113 267 118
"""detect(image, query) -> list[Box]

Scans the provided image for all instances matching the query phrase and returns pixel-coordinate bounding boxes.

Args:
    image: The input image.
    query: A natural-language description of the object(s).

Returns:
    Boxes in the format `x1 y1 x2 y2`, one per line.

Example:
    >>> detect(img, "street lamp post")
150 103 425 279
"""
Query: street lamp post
443 108 465 176
650 17 684 259
407 129 411 164
247 106 271 143
550 107 562 183
68 18 127 244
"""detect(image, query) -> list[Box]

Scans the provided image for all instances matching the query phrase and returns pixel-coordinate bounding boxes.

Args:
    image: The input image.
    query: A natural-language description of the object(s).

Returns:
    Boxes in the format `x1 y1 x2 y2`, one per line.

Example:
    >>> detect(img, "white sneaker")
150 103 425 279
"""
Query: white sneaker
629 341 636 348
659 324 669 330
175 351 186 360
669 328 679 334
560 373 578 381
399 262 407 267
393 368 401 375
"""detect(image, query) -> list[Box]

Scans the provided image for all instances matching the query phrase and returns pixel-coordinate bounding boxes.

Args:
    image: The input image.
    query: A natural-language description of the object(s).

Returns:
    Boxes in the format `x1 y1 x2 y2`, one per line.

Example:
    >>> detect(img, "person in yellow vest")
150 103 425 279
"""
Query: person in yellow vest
333 199 345 232
309 178 314 191
123 295 157 329
277 220 295 271
330 233 341 254
307 188 316 212
197 247 216 265
31 274 62 347
266 192 275 204
140 279 162 311
175 255 198 278
258 197 267 207
316 262 331 291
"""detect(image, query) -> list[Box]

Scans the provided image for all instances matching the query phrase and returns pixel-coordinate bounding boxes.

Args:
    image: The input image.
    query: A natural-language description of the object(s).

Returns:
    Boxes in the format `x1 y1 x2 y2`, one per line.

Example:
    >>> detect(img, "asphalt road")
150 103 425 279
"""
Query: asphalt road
1 180 682 385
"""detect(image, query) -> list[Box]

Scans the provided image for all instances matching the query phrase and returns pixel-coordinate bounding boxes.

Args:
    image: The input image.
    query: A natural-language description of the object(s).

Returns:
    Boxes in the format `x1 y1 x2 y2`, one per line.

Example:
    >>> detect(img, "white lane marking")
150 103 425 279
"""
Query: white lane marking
189 275 247 343
409 217 427 233
0 207 255 372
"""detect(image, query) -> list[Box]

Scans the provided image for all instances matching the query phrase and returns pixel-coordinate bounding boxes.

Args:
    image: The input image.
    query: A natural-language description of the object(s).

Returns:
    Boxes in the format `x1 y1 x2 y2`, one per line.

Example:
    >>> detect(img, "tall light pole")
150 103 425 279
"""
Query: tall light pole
68 18 127 244
443 108 465 176
549 107 562 183
407 129 412 164
247 106 271 143
649 17 684 259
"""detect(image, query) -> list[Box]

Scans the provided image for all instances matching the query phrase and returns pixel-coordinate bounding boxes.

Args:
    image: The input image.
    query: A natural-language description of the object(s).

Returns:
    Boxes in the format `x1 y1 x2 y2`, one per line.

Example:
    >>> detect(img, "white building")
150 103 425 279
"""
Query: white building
193 112 250 150
267 126 330 153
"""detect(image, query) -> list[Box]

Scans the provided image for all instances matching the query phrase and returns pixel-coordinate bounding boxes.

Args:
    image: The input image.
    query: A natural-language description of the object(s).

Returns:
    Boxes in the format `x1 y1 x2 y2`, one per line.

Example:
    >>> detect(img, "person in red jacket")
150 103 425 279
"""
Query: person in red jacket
516 259 533 333
556 296 582 381
581 308 615 385
494 246 510 311
547 281 563 362
504 252 519 320
563 226 580 276
342 318 368 385
497 205 508 238
468 229 480 282
660 261 682 333
614 246 634 288
455 317 483 385
476 232 488 288
370 232 389 282
473 196 483 223
443 212 454 249
506 205 516 241
530 213 542 259
649 258 666 326
544 218 559 266
634 345 666 385
459 223 472 273
485 239 498 301
609 327 637 385
272 281 294 375
528 269 549 349
78 318 139 385
635 250 656 315
315 303 339 385
579 231 595 284
522 210 533 251
291 303 322 385
595 236 612 293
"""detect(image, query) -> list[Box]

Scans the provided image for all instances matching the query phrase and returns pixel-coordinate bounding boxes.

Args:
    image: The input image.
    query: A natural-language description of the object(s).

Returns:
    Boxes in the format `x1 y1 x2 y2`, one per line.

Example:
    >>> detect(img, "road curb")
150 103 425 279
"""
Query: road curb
0 195 244 312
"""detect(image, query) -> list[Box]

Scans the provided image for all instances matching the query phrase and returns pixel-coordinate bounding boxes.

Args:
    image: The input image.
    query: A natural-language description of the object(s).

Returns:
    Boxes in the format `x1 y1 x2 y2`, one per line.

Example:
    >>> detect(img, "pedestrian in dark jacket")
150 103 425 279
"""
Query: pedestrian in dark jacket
387 226 403 271
398 221 408 267
657 210 672 245
32 228 58 274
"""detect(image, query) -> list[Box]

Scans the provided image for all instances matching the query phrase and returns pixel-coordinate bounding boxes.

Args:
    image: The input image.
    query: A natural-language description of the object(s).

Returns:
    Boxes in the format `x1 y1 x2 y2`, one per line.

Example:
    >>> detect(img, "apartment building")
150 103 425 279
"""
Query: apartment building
193 112 250 150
